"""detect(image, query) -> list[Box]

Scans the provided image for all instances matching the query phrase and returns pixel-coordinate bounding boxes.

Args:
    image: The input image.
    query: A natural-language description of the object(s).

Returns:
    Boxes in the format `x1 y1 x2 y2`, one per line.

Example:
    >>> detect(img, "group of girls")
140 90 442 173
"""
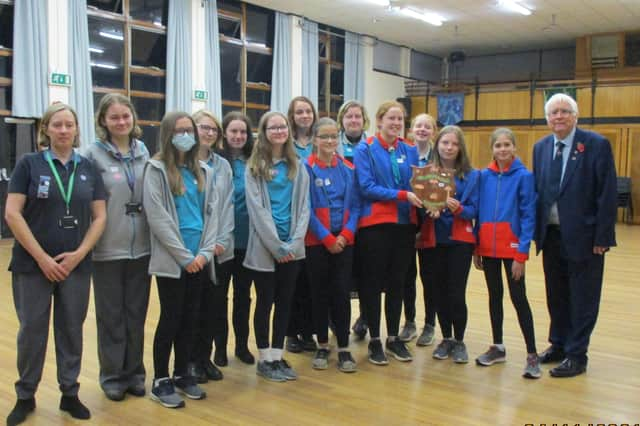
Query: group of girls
5 92 541 425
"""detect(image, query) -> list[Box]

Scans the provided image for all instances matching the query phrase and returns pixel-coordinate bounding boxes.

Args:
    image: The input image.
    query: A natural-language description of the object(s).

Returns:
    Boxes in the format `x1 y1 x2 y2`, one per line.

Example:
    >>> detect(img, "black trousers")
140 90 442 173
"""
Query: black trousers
402 252 417 323
287 261 314 338
358 224 416 339
192 250 254 364
417 250 437 327
306 245 353 348
154 269 206 378
253 260 301 349
542 226 604 364
481 257 537 353
420 243 473 341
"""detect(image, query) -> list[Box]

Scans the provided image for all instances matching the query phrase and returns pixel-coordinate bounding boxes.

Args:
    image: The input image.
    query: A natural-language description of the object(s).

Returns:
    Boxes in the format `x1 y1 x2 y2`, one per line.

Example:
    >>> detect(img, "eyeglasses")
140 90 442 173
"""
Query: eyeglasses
548 108 573 116
198 124 219 134
174 128 195 135
266 125 288 133
316 134 339 141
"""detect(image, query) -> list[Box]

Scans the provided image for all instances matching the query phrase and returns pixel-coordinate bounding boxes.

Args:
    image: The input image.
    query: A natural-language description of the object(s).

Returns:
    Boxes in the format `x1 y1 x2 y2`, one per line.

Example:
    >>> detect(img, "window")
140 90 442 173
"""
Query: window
218 0 274 129
87 1 168 154
625 32 640 67
0 1 14 116
318 24 344 119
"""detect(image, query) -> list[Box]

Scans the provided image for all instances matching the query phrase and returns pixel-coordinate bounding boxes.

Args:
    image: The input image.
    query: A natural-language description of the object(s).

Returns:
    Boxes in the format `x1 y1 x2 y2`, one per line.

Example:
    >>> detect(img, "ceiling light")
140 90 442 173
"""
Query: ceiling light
99 31 124 41
394 7 444 26
91 62 118 70
499 0 531 16
89 47 104 54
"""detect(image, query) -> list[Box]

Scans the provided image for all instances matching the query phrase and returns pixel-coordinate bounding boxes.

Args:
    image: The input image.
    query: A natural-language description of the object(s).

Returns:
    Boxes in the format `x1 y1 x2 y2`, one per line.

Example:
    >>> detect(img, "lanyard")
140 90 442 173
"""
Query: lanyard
111 141 136 194
45 150 78 215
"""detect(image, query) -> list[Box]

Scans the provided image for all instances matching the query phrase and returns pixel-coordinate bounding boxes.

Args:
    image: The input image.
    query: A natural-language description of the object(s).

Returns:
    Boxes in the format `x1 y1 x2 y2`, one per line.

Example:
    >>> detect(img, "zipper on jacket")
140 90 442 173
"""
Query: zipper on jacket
492 172 502 258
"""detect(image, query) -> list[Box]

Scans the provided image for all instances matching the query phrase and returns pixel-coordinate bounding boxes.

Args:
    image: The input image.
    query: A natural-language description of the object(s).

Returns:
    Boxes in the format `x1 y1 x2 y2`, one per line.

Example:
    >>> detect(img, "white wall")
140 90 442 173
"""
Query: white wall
191 0 206 112
361 36 408 135
48 0 69 103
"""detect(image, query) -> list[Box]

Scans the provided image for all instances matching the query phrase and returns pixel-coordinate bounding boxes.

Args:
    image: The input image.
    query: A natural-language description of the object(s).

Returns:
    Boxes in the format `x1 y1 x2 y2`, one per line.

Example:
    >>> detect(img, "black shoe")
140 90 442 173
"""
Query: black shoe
549 358 586 378
103 388 125 401
539 345 565 364
214 350 228 367
59 395 91 420
286 335 304 353
352 317 368 340
235 348 256 365
126 382 146 397
188 362 208 384
368 340 389 365
385 339 413 362
302 335 317 352
7 398 35 426
205 360 224 381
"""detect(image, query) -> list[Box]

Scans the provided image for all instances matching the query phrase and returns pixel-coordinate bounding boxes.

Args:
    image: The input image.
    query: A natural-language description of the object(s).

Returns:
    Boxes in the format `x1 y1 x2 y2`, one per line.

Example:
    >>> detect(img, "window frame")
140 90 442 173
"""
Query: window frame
318 26 345 119
0 0 14 116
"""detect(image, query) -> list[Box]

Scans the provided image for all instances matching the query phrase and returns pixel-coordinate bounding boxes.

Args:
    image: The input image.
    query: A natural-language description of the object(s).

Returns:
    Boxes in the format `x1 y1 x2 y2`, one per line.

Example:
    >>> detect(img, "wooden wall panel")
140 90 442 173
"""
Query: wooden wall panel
533 91 545 119
576 87 593 118
627 128 640 224
464 93 475 121
411 97 427 118
581 126 625 176
428 96 438 117
594 86 640 117
477 90 530 120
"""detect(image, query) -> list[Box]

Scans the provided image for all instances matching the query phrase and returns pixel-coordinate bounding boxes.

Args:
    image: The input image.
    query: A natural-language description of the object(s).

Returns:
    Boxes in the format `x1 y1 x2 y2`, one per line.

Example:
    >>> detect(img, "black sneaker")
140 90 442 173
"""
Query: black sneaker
286 335 304 353
337 351 357 373
214 349 228 367
352 317 368 340
204 360 224 381
7 398 35 426
59 395 91 420
367 340 389 365
187 362 208 384
312 348 330 370
386 339 413 362
302 335 318 352
235 347 255 365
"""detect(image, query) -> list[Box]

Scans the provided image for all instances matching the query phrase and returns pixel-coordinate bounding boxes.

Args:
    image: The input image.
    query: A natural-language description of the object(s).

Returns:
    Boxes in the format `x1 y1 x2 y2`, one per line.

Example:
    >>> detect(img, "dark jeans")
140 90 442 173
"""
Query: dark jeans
420 243 473 341
287 261 314 339
482 257 537 353
402 252 417 323
253 260 301 349
153 269 206 379
417 250 437 327
306 245 353 348
358 224 416 339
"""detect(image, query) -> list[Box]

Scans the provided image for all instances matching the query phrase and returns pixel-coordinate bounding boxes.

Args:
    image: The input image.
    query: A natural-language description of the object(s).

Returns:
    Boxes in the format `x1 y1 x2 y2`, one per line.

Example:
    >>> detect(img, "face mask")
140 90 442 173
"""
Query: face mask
171 132 196 152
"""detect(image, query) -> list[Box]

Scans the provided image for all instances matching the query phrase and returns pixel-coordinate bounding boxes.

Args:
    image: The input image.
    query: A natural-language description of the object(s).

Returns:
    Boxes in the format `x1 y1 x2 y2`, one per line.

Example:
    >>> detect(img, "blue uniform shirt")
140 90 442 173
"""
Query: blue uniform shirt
174 167 205 257
266 160 293 241
232 158 250 249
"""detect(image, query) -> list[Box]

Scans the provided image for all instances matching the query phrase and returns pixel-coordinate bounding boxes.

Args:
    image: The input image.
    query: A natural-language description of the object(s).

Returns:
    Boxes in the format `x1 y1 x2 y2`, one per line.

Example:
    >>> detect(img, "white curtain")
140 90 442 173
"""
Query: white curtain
68 0 95 147
12 0 48 117
204 0 222 118
301 19 318 108
270 12 292 114
166 0 193 112
344 31 365 102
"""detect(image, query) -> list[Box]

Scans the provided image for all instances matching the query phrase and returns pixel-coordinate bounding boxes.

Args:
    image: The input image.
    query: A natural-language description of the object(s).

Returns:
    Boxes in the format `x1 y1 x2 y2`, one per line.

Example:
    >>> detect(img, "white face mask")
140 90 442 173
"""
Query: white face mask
171 132 196 152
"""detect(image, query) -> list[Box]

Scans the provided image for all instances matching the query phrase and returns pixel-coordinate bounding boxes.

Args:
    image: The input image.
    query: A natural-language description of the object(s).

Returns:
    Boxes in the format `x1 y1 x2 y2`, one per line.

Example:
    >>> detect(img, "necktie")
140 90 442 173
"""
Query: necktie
389 146 401 186
548 141 565 199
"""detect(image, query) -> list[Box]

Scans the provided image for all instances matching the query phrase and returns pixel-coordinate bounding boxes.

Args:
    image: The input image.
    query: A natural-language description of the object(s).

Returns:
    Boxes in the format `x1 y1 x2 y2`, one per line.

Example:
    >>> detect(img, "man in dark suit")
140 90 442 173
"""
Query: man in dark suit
532 93 617 378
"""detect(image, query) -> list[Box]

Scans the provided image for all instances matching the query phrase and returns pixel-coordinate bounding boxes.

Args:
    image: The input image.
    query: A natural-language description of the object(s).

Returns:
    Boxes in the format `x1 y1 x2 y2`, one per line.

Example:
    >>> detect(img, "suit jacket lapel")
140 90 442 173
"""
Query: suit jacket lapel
559 127 582 195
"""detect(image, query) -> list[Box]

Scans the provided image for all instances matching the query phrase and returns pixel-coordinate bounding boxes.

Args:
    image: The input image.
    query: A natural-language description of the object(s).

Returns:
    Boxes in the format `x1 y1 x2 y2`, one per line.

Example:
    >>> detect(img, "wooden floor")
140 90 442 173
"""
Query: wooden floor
1 226 639 426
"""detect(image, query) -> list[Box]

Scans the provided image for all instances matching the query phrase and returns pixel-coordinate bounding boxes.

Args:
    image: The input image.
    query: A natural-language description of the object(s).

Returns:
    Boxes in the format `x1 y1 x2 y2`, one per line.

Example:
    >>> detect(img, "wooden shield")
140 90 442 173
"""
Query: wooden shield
410 164 456 214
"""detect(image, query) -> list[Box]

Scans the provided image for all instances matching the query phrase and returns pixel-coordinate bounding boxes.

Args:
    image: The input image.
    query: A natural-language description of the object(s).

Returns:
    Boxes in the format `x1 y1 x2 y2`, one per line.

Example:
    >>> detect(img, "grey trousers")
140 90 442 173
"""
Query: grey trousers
12 270 91 399
92 256 151 392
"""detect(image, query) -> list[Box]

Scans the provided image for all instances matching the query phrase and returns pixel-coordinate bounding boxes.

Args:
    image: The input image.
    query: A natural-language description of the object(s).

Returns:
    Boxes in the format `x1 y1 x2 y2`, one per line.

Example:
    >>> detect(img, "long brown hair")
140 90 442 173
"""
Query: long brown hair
95 93 142 142
154 111 205 195
287 96 317 140
248 111 298 181
219 111 254 162
431 125 472 178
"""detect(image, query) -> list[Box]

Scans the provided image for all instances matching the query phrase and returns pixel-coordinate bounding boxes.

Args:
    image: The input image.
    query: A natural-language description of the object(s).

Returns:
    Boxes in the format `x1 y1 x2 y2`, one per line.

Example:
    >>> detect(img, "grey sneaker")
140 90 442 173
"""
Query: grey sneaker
451 341 469 364
523 354 542 379
174 376 206 400
256 361 287 382
398 321 417 342
385 339 413 362
416 324 436 346
274 359 298 381
337 351 357 373
432 339 454 360
150 378 185 408
368 340 389 365
312 348 330 370
476 345 507 366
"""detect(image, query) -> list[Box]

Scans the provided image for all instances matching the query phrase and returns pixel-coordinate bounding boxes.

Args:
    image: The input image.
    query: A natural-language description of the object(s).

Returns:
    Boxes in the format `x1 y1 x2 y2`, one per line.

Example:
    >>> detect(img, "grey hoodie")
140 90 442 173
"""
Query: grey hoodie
143 159 219 282
83 139 150 261
207 152 234 264
243 159 310 272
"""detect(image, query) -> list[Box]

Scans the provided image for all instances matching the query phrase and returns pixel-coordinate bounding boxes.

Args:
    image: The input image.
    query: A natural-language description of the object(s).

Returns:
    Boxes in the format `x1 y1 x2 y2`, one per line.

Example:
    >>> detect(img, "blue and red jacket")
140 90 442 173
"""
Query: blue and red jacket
416 168 480 248
304 154 359 249
353 134 418 228
476 157 536 263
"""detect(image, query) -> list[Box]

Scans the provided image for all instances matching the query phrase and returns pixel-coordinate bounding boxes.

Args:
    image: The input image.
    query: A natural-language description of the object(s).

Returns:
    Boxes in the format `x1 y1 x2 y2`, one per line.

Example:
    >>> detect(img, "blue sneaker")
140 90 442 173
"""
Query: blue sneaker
150 378 185 409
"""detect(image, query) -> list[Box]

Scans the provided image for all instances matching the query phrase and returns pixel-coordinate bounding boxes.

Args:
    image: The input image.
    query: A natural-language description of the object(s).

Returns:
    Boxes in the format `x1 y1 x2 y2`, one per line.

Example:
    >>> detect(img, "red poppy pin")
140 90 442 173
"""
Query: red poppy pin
576 142 585 153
